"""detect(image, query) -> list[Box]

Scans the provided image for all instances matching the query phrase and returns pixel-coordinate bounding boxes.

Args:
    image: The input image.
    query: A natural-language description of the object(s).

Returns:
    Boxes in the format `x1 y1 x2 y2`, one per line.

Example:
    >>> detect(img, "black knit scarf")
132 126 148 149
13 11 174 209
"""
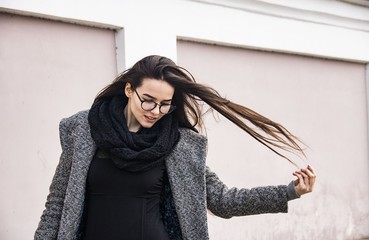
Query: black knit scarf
88 95 179 172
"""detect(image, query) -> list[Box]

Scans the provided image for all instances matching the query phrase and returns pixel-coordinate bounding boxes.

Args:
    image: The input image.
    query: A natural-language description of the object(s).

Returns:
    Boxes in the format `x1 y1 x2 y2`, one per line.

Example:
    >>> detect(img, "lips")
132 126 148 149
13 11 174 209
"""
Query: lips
144 115 158 123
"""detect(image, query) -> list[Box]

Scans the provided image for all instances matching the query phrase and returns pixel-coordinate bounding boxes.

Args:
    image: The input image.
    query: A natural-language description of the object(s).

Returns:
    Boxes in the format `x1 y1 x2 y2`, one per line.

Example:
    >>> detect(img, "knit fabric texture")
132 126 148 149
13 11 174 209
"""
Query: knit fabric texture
88 95 179 172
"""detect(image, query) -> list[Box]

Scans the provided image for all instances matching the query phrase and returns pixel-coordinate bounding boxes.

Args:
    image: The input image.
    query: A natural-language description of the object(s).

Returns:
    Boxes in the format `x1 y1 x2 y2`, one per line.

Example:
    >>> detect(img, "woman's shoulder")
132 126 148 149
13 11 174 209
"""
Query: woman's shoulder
57 110 93 149
179 128 206 140
59 110 90 133
178 128 208 149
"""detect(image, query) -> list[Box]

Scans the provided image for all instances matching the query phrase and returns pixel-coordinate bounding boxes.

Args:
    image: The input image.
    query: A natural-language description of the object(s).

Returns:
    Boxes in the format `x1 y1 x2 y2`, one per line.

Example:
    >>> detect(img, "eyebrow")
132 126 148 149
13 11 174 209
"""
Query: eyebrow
142 93 172 102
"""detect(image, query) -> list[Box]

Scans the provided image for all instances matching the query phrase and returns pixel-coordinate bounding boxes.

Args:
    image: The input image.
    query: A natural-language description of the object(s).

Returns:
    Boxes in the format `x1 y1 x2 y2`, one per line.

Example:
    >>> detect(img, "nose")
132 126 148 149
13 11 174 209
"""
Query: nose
150 105 160 115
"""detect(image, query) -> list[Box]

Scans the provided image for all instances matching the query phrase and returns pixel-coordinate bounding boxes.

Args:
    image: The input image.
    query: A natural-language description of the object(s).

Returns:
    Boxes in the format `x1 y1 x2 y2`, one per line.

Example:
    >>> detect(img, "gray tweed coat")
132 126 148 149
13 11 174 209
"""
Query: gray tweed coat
35 110 296 240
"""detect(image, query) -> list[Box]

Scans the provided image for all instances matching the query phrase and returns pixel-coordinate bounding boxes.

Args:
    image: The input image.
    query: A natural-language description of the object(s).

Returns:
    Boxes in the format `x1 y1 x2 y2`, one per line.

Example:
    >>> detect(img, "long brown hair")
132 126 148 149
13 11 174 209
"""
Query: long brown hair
94 55 304 164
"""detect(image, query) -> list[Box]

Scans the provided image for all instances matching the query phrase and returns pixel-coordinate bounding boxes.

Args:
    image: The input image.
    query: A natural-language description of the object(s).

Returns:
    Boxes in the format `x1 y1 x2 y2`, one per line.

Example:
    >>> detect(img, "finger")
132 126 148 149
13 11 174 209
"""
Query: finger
307 166 317 190
307 165 316 175
301 168 316 190
302 168 316 182
301 169 314 184
293 172 304 187
301 168 314 177
299 171 310 187
293 172 306 196
301 170 317 193
292 172 300 186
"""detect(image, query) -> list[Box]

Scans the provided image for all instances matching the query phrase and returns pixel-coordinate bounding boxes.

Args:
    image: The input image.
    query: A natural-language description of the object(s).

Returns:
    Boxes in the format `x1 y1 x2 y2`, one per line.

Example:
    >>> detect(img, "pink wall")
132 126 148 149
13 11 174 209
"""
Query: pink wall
0 13 117 239
178 40 369 239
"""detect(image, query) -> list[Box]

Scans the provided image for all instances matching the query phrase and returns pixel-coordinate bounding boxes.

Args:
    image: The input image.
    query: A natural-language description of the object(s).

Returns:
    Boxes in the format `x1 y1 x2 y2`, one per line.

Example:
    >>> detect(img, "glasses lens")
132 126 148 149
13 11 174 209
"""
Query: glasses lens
141 100 175 114
160 105 172 114
141 101 156 111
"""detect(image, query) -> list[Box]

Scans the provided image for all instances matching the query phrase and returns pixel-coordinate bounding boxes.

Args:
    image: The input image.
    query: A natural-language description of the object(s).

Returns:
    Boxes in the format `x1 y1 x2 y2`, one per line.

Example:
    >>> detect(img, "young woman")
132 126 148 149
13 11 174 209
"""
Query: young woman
34 55 316 240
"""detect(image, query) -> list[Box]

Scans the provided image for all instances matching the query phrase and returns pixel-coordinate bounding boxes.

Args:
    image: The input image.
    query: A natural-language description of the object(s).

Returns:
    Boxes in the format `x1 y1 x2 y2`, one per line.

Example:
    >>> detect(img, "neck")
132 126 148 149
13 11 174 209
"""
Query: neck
123 105 141 132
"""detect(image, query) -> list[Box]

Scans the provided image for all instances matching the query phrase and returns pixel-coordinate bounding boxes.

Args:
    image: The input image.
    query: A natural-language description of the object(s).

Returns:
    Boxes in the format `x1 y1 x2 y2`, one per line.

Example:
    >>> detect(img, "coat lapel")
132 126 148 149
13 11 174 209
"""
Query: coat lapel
165 129 209 240
58 112 97 239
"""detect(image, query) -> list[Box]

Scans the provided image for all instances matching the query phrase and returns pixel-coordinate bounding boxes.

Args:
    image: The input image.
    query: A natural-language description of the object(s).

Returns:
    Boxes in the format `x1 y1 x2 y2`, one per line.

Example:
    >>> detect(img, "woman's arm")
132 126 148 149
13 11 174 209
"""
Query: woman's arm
34 118 74 240
205 166 315 219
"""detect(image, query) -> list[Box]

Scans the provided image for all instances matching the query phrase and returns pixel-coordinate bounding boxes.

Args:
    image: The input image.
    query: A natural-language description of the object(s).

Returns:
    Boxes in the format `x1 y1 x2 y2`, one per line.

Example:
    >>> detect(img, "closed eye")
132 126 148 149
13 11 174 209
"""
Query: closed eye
143 98 171 105
142 99 155 103
143 93 172 102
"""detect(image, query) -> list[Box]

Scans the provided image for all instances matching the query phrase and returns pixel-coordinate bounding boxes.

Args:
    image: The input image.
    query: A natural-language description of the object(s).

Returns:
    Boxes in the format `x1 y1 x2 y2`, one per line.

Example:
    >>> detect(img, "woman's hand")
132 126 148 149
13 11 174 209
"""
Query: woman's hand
293 165 316 196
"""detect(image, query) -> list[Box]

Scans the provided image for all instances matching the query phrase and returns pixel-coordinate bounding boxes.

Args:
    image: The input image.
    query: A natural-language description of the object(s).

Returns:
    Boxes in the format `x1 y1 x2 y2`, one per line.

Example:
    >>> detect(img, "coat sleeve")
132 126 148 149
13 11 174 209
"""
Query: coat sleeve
205 166 290 219
34 117 75 240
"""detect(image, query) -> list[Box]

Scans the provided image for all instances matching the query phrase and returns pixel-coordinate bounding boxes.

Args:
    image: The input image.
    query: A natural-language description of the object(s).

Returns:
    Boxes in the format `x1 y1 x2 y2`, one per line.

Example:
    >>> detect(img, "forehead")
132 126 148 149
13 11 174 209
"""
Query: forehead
138 78 174 99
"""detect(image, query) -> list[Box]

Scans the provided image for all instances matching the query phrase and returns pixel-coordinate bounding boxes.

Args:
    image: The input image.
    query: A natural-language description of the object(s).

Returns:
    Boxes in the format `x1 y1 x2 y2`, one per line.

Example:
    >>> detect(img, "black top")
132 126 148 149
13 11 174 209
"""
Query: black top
82 149 170 240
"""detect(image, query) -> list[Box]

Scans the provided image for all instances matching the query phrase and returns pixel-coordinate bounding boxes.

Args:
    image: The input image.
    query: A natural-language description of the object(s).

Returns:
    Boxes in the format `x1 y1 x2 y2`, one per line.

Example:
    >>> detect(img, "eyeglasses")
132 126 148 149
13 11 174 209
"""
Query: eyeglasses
134 89 176 114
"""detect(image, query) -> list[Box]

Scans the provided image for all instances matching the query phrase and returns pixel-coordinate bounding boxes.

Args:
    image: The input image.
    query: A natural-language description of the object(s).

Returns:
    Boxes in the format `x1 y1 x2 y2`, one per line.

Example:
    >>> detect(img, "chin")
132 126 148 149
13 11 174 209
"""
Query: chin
139 119 157 129
138 115 162 129
140 123 154 129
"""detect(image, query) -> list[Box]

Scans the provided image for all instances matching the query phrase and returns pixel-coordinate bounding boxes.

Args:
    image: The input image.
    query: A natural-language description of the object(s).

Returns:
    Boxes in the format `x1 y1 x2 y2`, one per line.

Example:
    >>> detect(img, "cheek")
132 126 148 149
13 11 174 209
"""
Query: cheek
131 102 143 117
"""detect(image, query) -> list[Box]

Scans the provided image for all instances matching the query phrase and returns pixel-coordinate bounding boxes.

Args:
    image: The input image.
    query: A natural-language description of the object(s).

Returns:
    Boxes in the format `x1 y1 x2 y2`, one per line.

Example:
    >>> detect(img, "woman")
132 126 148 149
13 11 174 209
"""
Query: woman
34 55 316 240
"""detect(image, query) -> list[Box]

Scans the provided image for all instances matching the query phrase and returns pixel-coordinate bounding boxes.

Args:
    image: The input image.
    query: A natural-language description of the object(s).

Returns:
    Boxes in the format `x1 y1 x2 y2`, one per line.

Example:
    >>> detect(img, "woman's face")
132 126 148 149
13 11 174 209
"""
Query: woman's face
124 78 175 132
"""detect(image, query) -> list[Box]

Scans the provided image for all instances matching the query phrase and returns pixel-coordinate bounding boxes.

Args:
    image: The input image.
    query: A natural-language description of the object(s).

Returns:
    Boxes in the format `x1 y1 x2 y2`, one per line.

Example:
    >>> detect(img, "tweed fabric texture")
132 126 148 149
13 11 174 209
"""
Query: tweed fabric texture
35 110 291 240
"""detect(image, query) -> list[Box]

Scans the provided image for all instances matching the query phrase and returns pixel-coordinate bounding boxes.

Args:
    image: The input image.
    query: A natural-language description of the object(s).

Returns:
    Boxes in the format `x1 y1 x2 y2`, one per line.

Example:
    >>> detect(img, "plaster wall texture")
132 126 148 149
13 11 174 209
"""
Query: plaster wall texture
178 40 369 240
0 13 117 239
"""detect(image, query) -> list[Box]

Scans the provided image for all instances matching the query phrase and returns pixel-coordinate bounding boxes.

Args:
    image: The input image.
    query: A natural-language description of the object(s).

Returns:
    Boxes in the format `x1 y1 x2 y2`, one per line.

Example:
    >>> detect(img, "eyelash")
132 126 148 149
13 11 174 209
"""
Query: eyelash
143 98 171 105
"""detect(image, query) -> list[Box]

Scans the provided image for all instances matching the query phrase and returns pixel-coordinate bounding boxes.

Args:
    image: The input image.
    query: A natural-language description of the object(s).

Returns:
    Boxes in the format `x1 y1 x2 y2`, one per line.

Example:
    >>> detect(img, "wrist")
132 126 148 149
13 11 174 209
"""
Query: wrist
287 180 301 201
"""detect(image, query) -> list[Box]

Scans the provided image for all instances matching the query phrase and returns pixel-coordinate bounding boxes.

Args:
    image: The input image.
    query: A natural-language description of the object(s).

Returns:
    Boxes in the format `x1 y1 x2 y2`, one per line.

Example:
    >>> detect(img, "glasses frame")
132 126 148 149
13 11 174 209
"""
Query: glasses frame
134 89 176 114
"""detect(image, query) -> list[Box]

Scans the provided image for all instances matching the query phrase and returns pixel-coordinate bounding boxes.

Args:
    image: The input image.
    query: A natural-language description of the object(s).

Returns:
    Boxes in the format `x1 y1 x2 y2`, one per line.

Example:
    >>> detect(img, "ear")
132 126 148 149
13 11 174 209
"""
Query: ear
125 83 133 98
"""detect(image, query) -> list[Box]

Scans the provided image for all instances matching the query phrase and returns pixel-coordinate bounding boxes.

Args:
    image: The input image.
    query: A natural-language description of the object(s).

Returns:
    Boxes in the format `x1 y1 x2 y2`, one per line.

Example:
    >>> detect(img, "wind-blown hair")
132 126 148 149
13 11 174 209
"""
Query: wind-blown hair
94 55 304 164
